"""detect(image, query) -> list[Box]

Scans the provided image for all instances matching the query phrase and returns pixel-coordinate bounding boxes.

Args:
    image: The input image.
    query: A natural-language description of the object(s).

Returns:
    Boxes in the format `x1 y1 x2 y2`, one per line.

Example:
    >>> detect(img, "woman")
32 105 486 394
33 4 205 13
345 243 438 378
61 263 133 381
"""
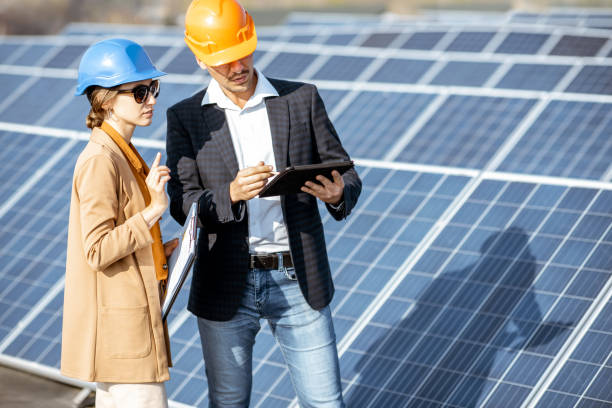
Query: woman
61 38 177 408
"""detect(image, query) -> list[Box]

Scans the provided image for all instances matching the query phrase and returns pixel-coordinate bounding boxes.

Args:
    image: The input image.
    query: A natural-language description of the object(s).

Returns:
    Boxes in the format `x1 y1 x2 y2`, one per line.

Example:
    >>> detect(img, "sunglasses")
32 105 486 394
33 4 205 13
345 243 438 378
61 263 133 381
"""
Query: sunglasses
116 80 160 104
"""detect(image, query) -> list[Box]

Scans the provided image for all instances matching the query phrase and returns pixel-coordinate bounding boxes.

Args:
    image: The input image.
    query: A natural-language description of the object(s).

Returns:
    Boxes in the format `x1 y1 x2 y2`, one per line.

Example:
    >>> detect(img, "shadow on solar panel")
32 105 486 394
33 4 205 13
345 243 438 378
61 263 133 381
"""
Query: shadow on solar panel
346 227 572 407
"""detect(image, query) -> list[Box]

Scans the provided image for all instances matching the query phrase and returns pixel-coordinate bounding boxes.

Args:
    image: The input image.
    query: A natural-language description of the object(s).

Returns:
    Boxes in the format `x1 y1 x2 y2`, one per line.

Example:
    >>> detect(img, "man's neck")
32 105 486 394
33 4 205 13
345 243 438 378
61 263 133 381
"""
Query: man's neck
222 71 259 109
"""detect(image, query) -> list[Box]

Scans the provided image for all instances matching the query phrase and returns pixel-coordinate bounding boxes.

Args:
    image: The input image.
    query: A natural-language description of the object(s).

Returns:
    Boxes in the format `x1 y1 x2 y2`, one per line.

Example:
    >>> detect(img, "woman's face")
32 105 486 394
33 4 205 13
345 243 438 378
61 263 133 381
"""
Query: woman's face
109 79 158 127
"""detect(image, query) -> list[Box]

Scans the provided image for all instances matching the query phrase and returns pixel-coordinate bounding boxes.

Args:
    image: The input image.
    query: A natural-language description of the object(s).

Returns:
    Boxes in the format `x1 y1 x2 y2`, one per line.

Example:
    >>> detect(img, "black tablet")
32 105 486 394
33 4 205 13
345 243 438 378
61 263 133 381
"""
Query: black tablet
258 161 354 198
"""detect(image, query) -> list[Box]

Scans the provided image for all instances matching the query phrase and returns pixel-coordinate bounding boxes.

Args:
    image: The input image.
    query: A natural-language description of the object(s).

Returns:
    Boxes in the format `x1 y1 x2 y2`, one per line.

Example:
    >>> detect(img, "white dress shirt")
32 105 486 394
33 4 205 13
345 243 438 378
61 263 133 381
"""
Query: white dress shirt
202 70 290 254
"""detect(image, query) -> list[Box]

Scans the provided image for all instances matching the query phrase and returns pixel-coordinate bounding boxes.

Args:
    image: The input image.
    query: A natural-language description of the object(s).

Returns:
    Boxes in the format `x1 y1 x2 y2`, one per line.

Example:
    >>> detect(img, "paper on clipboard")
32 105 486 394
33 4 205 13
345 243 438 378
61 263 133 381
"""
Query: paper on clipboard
162 202 199 321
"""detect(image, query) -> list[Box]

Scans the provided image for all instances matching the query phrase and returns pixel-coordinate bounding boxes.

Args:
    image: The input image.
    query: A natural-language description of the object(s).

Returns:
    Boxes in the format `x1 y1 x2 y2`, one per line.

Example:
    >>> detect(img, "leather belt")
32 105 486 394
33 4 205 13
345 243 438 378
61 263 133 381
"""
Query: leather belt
249 252 293 269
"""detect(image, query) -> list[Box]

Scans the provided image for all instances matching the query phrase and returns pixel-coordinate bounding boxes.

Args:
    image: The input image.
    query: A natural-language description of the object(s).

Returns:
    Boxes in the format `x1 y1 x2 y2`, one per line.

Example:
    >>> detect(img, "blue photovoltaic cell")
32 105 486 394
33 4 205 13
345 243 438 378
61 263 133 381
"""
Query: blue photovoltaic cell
360 32 400 48
142 45 172 64
565 65 612 95
163 47 200 74
311 55 373 81
0 43 20 63
549 35 607 57
248 169 471 406
445 31 495 52
325 34 356 46
496 63 570 91
430 61 500 87
333 91 434 159
0 74 29 99
498 101 612 180
370 58 434 84
10 44 55 66
287 34 317 43
318 89 348 111
0 136 84 344
44 45 87 69
397 95 536 168
0 77 74 123
402 32 446 50
262 52 316 79
342 180 612 408
495 32 549 54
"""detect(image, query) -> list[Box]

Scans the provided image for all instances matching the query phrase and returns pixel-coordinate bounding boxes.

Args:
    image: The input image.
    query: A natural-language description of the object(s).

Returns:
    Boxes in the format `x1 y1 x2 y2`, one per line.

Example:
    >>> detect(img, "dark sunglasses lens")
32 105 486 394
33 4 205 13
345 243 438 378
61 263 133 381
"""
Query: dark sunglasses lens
133 85 148 104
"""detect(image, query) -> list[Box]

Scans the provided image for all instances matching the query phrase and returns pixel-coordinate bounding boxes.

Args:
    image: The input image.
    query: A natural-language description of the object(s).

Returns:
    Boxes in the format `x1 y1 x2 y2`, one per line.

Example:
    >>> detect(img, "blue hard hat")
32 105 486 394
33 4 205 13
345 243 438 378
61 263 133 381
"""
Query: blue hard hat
75 38 166 95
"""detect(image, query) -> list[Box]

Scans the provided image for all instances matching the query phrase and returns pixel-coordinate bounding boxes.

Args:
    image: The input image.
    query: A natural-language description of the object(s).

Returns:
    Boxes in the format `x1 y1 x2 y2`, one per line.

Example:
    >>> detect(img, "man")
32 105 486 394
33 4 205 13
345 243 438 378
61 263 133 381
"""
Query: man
166 0 361 406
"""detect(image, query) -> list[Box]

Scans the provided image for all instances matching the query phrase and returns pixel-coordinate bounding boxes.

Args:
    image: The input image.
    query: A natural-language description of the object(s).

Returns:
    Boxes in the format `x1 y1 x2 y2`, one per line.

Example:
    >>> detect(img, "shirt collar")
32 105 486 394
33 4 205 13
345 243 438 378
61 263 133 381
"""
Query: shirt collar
201 68 278 111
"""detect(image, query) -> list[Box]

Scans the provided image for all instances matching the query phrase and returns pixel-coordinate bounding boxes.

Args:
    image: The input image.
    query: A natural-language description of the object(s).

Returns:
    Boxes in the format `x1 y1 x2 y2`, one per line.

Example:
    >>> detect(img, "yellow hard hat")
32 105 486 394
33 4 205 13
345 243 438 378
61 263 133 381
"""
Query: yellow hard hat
184 0 257 67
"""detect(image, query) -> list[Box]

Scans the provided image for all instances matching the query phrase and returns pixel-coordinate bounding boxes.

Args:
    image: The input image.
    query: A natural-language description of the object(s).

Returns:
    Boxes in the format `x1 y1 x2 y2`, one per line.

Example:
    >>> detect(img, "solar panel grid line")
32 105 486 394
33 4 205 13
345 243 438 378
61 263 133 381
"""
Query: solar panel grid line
0 122 166 149
553 64 586 95
483 60 515 88
482 171 612 191
0 76 39 115
293 175 469 407
255 166 389 406
573 349 612 407
444 184 589 408
167 333 205 400
0 137 77 220
512 193 612 407
361 180 541 407
556 105 611 179
416 58 448 85
382 93 448 161
486 98 550 172
36 87 79 127
155 44 192 71
431 29 462 52
333 172 485 360
0 278 64 354
481 30 512 54
601 164 612 183
595 37 612 58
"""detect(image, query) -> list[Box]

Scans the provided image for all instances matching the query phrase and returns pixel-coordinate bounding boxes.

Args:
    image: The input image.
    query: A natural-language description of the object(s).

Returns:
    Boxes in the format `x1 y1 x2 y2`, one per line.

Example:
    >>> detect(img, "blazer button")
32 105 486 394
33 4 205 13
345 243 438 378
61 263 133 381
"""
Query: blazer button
162 264 168 270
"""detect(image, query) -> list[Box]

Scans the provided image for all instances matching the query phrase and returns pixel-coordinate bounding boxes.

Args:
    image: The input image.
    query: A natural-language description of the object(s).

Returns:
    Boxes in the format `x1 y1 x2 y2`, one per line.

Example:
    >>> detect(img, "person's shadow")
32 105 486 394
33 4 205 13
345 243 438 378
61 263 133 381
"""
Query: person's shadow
346 227 572 407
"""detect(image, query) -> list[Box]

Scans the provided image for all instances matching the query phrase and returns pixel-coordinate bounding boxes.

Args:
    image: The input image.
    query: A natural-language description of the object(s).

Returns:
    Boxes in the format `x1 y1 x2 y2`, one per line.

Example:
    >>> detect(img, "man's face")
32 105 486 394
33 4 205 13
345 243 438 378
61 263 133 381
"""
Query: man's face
199 54 256 99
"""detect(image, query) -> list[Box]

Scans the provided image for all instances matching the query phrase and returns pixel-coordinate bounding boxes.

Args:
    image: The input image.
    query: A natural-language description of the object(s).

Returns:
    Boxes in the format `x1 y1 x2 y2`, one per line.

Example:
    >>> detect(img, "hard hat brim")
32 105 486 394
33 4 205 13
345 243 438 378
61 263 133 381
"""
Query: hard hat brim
185 27 257 67
75 68 167 95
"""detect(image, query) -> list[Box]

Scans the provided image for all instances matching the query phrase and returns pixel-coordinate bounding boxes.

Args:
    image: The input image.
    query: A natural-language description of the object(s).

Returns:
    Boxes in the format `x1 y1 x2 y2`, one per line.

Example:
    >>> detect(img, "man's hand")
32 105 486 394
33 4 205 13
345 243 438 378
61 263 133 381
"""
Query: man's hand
301 170 344 205
163 238 179 257
230 161 274 204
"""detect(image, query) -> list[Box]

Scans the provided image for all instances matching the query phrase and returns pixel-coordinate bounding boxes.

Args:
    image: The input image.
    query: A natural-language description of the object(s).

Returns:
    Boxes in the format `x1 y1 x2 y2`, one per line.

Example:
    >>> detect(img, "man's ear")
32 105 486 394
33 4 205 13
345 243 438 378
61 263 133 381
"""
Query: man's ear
195 57 208 72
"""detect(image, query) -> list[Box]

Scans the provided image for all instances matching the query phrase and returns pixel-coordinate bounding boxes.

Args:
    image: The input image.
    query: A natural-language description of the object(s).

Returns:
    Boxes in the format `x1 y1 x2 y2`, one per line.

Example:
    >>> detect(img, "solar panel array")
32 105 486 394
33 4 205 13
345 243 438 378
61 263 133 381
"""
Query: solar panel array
0 7 611 408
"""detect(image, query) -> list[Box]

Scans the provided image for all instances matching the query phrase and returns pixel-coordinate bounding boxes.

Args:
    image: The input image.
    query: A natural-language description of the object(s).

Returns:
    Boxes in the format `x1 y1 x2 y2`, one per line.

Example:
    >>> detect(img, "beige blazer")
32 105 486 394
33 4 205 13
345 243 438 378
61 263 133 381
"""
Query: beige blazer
61 127 170 383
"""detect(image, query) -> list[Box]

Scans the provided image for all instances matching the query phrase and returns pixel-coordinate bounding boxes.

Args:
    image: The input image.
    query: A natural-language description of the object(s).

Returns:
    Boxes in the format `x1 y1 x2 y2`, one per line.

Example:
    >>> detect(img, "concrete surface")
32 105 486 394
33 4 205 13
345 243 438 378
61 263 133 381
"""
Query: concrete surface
0 364 86 408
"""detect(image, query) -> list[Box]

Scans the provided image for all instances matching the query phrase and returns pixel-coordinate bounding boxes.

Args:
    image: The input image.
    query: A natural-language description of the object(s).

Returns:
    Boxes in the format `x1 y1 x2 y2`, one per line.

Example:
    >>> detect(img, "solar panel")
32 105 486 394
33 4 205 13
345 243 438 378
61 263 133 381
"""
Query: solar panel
1 8 612 408
549 35 608 57
445 31 495 52
566 65 612 95
495 64 571 91
429 61 500 87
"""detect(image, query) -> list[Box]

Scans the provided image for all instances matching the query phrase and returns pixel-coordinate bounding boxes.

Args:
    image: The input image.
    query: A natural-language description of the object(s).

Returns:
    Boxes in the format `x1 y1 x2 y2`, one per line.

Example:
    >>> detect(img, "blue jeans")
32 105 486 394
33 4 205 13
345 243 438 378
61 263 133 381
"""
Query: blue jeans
197 267 345 408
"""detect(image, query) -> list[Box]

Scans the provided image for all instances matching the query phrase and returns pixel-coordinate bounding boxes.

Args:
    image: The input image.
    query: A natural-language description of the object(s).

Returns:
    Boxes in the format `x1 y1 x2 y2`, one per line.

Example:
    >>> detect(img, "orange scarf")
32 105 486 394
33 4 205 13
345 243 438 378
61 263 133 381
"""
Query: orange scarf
100 121 168 284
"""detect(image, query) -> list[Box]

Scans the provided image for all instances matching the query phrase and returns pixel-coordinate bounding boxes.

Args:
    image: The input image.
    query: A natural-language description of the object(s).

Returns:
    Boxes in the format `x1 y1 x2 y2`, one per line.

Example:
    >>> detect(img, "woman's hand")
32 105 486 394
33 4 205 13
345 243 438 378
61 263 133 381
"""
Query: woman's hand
164 238 179 257
142 152 171 228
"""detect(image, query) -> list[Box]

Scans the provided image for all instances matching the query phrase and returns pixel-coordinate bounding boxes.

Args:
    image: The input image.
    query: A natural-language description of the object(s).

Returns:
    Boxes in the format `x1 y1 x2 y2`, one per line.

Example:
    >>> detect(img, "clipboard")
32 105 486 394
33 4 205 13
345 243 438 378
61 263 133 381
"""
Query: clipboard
162 202 199 321
258 161 354 198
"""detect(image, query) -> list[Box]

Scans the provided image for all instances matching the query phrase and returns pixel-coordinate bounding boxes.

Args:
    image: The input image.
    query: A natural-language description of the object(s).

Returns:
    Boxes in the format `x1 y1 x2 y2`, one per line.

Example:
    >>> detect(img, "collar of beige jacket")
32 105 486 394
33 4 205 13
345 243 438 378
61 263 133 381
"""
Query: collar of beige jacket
98 121 146 175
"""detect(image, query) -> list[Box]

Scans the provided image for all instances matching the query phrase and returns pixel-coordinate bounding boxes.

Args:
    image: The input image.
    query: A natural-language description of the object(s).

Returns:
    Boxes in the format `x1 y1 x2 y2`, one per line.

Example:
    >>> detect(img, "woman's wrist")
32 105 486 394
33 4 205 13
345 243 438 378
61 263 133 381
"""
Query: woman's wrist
142 204 166 228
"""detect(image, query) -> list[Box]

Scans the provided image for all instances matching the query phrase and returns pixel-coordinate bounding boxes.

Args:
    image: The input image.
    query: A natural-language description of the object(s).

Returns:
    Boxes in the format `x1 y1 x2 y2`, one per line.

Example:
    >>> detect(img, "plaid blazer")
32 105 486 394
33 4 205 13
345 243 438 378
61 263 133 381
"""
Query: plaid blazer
166 78 361 321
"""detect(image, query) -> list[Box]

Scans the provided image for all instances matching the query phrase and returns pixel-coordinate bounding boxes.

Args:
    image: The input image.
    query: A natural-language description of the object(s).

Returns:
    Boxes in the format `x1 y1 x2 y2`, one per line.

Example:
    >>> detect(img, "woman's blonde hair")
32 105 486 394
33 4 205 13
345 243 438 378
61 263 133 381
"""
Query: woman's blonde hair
85 87 119 129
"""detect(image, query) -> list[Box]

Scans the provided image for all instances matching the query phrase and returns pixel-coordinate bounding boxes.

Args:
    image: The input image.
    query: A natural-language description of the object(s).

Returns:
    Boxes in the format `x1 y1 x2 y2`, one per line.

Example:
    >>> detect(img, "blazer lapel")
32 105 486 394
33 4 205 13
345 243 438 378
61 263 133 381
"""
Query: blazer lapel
265 96 289 171
202 105 239 176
